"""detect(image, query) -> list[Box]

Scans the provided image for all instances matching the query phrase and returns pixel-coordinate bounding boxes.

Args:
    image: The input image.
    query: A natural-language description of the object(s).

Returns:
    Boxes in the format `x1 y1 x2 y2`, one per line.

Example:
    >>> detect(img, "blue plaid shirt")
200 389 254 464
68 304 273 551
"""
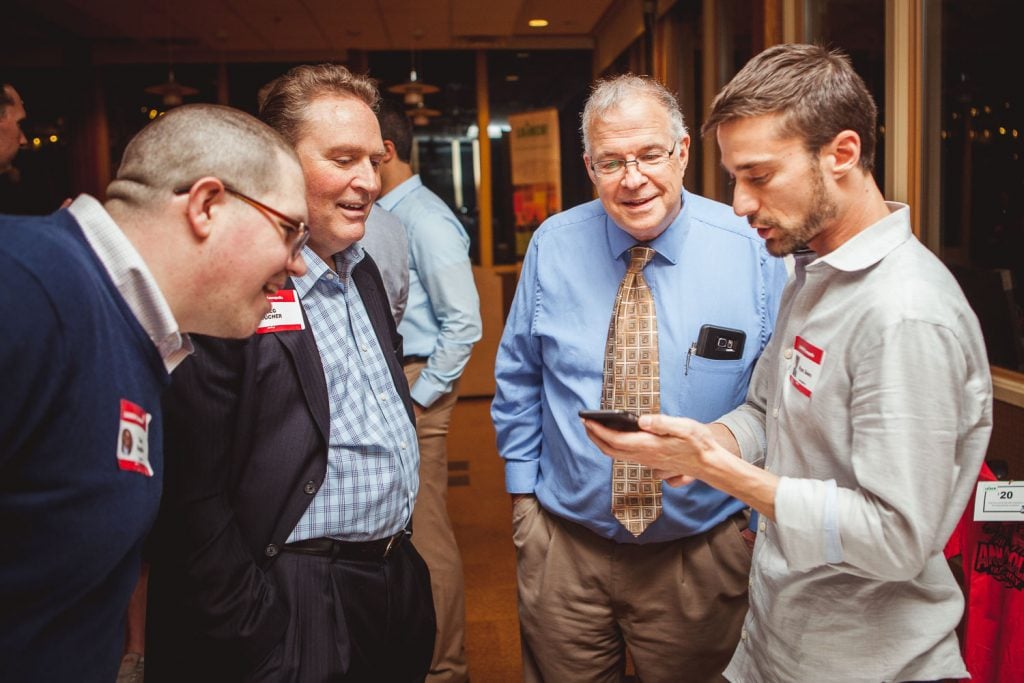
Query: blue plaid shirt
287 244 419 542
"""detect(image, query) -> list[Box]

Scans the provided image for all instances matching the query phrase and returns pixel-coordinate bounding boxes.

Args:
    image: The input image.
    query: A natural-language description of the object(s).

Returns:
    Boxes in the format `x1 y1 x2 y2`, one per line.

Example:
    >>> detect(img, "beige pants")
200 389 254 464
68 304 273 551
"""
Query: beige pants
513 497 752 683
405 361 469 683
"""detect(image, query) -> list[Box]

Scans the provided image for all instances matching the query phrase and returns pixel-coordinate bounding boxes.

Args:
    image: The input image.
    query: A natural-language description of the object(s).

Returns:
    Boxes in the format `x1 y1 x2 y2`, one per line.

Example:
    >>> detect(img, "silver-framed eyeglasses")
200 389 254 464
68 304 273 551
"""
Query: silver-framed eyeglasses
590 142 678 177
174 182 310 259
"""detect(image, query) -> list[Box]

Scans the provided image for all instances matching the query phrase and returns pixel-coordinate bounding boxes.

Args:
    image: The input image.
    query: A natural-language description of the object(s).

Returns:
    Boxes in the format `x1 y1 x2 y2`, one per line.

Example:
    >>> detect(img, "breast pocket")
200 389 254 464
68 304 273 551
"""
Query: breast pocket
681 355 752 422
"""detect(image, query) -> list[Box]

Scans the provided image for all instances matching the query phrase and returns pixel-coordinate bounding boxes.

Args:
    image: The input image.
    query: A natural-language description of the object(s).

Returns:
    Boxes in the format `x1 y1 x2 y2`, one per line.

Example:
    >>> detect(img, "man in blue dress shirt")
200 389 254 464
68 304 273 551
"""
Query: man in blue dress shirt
491 74 788 682
377 101 482 683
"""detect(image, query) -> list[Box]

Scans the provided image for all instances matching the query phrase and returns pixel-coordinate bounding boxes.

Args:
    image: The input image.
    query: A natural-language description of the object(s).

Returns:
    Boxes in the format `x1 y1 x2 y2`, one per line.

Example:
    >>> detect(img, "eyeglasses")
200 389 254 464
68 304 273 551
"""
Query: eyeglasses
174 182 310 259
590 143 678 178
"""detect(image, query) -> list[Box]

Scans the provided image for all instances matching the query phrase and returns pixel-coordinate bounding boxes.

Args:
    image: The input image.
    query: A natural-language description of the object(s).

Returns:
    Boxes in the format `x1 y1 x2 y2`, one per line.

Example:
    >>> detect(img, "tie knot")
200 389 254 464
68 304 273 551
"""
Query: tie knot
627 245 656 273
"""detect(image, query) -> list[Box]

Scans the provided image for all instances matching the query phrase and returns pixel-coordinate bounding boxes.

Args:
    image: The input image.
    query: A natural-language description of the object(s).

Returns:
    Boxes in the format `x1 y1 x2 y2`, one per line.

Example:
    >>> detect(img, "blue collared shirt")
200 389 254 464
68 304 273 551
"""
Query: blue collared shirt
378 175 482 407
491 191 788 544
287 244 419 542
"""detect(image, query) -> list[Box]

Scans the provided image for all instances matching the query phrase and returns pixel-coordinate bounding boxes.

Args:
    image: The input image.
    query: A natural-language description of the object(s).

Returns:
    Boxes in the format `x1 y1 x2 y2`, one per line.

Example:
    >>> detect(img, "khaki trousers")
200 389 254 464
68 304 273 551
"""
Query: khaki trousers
513 497 751 683
405 361 469 683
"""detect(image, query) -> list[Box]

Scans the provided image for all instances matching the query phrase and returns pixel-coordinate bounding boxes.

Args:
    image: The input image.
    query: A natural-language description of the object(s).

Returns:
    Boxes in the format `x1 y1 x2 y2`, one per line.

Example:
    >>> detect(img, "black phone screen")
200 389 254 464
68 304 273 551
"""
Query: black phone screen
578 409 641 432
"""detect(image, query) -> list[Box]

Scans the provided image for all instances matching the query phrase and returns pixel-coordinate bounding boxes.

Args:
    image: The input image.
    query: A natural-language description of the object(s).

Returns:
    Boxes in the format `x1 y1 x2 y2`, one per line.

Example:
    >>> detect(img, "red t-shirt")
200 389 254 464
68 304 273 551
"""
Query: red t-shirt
944 463 1024 682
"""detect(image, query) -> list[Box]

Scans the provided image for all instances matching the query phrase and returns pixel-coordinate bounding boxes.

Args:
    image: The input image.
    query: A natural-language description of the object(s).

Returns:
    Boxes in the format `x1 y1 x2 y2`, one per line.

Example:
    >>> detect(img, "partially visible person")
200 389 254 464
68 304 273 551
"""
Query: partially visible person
146 63 435 683
0 83 27 174
585 44 992 682
362 203 410 325
377 100 481 683
492 74 786 682
0 103 308 683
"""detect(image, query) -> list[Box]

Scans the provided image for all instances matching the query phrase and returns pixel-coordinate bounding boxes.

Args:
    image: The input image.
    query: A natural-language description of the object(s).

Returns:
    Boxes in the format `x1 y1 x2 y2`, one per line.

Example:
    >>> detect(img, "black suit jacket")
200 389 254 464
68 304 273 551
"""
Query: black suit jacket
146 255 413 681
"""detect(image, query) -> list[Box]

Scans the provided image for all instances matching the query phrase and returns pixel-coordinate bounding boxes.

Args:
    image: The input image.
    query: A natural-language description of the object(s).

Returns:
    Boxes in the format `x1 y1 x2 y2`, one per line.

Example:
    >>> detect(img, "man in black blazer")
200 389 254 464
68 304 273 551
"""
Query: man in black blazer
146 65 435 682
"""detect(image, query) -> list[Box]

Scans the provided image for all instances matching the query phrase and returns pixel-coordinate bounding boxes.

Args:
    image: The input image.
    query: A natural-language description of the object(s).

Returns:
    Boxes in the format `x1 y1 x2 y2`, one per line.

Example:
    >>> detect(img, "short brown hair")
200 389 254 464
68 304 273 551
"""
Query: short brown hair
702 44 878 172
258 63 379 145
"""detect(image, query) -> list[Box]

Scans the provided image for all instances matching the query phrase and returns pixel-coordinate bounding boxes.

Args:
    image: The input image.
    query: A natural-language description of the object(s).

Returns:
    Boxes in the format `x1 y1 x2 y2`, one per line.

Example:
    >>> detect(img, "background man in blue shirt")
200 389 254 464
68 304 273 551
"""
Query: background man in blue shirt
377 100 482 683
491 74 787 682
146 65 435 682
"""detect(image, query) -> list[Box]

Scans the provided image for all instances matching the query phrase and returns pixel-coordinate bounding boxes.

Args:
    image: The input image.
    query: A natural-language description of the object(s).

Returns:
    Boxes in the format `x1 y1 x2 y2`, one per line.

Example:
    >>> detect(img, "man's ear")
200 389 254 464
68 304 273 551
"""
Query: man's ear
825 129 861 178
583 153 598 185
180 177 227 240
676 133 692 176
382 139 397 163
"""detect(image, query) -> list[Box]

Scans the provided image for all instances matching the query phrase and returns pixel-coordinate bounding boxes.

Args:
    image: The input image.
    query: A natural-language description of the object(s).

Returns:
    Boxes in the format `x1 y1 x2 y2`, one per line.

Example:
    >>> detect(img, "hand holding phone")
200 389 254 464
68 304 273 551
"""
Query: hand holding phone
578 409 641 432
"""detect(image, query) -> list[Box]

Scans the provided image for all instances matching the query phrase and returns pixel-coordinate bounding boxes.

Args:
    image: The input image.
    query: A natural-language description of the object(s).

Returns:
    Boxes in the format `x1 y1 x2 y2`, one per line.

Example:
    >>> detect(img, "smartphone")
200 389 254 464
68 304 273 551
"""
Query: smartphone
578 409 641 432
695 324 746 360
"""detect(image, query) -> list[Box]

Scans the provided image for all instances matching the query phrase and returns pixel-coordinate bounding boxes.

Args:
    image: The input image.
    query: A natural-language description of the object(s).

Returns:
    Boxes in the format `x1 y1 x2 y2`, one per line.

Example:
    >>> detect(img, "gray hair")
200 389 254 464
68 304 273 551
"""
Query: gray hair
106 103 299 208
580 74 687 155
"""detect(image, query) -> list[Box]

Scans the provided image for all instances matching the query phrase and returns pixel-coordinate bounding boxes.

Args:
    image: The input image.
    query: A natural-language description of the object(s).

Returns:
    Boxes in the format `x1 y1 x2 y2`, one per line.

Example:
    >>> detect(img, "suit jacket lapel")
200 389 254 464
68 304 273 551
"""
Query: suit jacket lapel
274 287 331 444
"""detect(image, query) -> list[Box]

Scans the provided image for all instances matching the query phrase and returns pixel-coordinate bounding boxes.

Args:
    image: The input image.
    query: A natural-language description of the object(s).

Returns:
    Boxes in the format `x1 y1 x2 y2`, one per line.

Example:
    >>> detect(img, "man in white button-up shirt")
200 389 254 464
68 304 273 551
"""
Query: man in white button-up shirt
585 44 992 682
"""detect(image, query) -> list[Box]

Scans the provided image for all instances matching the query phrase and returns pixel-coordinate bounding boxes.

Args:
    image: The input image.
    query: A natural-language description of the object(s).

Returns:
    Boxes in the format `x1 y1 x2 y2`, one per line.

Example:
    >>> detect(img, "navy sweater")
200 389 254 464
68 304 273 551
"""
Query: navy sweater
0 209 170 682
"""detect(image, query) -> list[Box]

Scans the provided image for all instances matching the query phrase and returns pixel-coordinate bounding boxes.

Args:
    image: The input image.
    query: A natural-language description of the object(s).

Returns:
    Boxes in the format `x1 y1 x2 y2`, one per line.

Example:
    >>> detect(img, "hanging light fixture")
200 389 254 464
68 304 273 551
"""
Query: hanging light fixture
388 68 439 107
406 101 441 127
388 35 438 108
145 68 199 108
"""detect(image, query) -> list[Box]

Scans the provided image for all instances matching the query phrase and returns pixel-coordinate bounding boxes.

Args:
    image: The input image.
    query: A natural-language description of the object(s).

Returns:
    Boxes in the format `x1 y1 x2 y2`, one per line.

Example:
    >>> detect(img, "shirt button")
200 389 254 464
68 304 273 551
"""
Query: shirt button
772 408 779 418
303 480 317 495
400 441 407 450
758 520 767 532
740 628 748 641
379 392 388 401
784 348 793 359
325 273 335 281
361 344 369 352
264 544 279 557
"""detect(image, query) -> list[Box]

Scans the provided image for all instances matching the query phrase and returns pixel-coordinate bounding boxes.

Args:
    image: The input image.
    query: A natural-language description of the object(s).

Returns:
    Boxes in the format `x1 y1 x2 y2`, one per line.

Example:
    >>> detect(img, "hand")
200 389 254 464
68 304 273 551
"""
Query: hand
582 414 719 484
510 493 533 506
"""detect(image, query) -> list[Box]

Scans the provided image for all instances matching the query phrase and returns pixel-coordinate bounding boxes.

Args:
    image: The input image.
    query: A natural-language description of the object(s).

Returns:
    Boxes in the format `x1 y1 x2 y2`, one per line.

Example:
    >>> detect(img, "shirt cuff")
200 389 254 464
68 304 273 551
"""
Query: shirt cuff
774 476 843 571
504 459 539 494
715 409 767 466
409 374 447 408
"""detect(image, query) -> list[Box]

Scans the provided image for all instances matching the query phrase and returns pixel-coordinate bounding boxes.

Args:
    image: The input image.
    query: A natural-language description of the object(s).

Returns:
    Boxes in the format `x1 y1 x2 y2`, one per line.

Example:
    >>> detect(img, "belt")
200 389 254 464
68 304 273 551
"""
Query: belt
402 355 429 366
282 531 408 561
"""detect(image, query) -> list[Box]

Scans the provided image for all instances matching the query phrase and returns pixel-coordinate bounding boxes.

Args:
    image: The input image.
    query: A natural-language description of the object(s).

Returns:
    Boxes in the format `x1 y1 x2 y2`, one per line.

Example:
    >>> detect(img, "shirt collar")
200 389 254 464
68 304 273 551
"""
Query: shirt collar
605 190 688 265
377 174 423 212
811 202 912 273
67 194 192 372
291 242 366 297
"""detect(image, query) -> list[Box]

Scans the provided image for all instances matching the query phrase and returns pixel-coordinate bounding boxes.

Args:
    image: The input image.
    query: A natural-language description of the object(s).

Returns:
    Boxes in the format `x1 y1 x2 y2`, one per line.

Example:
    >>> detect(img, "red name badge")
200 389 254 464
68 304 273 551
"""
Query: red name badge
257 289 306 334
789 335 825 398
116 399 153 476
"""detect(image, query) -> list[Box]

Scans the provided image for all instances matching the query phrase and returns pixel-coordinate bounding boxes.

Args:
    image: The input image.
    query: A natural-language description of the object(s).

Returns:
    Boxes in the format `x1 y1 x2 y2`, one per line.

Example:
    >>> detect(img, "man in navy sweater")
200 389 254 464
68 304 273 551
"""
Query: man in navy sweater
0 103 309 682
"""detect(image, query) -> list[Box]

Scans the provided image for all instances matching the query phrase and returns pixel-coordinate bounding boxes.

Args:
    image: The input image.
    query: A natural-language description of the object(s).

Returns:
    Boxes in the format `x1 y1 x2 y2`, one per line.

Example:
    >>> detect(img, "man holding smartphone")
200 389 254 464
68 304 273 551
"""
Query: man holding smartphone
491 74 787 682
586 45 992 682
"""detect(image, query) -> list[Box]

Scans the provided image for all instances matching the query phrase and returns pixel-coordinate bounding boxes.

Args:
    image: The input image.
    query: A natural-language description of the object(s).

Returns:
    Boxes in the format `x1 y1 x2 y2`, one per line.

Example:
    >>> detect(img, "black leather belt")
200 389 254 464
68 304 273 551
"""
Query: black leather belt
402 355 429 366
282 531 407 561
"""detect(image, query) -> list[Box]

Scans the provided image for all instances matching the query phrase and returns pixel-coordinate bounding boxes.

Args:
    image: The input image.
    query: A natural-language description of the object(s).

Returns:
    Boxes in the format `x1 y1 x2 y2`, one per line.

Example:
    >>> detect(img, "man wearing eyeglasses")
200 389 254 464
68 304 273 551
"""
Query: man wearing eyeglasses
0 104 308 683
491 74 788 682
146 64 434 683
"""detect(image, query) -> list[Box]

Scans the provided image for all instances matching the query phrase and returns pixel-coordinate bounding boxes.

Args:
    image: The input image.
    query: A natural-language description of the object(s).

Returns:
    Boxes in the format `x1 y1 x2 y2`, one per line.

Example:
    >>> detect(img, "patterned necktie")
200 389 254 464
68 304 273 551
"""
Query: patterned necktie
603 245 662 536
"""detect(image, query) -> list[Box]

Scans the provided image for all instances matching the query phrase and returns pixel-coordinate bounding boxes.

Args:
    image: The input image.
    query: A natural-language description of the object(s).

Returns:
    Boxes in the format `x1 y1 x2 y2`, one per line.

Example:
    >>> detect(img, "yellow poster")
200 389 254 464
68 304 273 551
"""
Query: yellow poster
509 108 561 257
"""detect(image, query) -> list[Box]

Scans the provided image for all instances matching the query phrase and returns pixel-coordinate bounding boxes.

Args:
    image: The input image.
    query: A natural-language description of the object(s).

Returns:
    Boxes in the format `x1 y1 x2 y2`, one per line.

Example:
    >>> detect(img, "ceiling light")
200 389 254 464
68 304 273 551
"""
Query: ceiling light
528 19 549 28
387 68 440 108
144 69 198 108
